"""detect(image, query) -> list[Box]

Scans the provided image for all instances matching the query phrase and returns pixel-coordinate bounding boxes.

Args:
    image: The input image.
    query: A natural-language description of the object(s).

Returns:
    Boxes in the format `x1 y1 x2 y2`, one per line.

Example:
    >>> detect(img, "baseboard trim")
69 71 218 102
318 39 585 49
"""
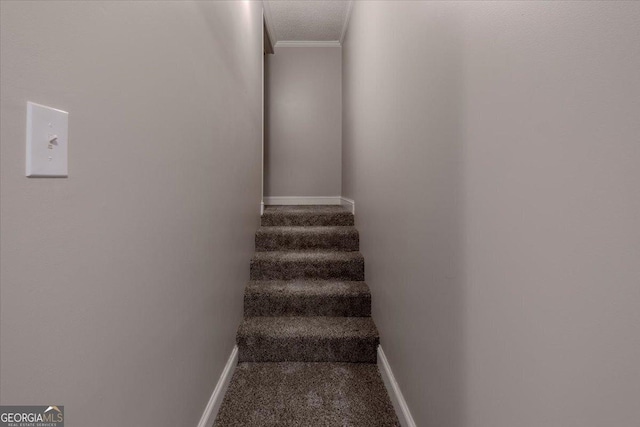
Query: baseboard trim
275 41 341 48
340 197 355 215
263 196 342 206
377 345 417 427
197 345 238 427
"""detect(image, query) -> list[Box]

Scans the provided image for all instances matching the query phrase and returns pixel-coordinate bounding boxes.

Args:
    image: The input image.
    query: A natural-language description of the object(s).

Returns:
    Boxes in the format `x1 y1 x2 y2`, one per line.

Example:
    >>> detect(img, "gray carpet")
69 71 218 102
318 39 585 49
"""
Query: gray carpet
214 205 399 425
237 316 379 363
214 363 400 427
250 250 365 281
261 205 355 226
256 226 359 251
245 280 371 317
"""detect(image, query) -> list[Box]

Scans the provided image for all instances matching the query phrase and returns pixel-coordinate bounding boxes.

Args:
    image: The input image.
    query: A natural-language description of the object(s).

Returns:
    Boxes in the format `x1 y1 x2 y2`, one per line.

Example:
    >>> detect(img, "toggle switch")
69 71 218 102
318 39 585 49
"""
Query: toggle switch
26 102 68 177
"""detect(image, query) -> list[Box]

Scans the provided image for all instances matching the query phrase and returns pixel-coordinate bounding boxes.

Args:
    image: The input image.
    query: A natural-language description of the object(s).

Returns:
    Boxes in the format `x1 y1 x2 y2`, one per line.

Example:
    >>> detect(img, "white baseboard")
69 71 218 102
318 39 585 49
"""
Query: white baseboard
340 197 355 215
260 200 264 216
197 344 411 426
378 345 417 427
263 196 342 206
275 41 342 48
197 345 238 427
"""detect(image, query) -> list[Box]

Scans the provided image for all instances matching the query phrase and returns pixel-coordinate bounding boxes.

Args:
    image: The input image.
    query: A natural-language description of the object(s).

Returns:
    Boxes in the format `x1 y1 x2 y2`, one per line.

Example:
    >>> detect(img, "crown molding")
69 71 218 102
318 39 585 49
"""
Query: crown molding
274 40 341 48
264 0 351 48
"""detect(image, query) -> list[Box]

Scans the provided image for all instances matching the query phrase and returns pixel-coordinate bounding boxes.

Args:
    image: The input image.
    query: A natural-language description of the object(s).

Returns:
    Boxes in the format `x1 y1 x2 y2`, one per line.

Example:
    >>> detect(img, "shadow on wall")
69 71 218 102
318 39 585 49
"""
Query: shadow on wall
195 1 261 104
264 51 272 195
345 2 640 427
342 2 467 426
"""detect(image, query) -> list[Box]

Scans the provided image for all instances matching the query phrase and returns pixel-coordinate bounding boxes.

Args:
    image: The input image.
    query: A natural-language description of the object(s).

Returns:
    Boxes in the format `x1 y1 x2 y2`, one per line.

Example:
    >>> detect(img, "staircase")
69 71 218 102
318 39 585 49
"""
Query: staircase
214 205 399 426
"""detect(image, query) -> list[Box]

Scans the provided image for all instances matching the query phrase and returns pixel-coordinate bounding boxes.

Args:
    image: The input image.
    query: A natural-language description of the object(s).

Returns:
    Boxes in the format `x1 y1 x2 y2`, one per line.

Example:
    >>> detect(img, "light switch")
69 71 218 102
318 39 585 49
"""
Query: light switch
26 101 68 177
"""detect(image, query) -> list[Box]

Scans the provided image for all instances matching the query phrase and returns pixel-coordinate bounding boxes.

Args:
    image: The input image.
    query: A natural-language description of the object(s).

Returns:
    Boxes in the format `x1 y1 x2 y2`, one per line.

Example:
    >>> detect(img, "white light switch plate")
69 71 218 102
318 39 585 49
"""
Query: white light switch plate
26 101 69 177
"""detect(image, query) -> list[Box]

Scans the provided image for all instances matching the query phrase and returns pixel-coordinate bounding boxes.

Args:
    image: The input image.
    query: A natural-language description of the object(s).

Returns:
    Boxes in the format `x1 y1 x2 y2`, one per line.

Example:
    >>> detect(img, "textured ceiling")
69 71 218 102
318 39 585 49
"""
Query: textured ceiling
264 1 352 43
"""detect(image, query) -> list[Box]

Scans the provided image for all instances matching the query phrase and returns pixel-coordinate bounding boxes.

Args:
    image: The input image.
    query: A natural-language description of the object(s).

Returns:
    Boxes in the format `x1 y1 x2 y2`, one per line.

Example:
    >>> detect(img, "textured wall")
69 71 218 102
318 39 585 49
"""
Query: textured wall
342 1 640 426
0 1 262 425
265 46 342 198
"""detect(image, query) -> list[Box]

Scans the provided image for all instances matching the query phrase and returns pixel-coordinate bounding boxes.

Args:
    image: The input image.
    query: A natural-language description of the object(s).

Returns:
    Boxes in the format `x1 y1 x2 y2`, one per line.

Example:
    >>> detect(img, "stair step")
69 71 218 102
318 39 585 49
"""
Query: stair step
214 362 400 426
250 251 365 281
255 226 359 251
245 281 371 317
261 205 354 226
237 317 379 362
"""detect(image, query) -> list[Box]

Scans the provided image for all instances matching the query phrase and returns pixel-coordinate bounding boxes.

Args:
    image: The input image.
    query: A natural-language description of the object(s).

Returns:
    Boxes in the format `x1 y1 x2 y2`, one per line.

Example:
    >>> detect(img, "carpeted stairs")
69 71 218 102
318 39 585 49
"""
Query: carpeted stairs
214 205 399 426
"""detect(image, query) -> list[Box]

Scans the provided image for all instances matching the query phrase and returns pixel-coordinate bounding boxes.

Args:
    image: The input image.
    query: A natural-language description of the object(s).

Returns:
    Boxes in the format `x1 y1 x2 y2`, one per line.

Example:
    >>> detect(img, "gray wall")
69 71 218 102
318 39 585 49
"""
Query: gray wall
0 1 262 426
342 2 640 426
265 46 342 198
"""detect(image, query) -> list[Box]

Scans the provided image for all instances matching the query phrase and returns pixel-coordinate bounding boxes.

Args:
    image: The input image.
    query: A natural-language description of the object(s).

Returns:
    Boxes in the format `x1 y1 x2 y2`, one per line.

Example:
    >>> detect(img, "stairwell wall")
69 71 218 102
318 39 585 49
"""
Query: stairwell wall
265 46 342 198
0 1 262 426
342 2 640 427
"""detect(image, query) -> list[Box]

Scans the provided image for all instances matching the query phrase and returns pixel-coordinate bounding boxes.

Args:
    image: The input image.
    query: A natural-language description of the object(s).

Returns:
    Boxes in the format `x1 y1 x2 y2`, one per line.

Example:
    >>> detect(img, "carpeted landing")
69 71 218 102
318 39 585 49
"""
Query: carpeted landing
214 205 399 426
214 363 399 427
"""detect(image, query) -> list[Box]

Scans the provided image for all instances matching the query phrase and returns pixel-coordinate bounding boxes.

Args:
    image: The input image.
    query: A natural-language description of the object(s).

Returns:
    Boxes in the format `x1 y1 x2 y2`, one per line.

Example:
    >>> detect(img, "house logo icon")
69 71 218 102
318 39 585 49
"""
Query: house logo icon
0 405 64 426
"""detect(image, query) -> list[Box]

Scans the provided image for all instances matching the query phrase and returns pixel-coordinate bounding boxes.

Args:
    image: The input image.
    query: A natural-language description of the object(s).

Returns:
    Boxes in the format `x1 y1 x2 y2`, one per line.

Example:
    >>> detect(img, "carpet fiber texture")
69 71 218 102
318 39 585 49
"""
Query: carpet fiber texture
250 251 365 281
215 205 399 425
237 316 379 362
256 226 359 251
244 280 371 317
214 363 400 427
261 205 355 226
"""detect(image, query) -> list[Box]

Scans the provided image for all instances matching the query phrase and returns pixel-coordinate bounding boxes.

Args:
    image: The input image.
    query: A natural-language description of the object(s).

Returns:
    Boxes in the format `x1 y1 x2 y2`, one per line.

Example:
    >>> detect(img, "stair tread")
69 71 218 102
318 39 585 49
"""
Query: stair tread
262 205 354 226
245 281 371 317
252 251 364 261
256 226 359 251
238 316 379 340
250 251 365 281
246 280 369 296
256 225 358 233
214 362 400 427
